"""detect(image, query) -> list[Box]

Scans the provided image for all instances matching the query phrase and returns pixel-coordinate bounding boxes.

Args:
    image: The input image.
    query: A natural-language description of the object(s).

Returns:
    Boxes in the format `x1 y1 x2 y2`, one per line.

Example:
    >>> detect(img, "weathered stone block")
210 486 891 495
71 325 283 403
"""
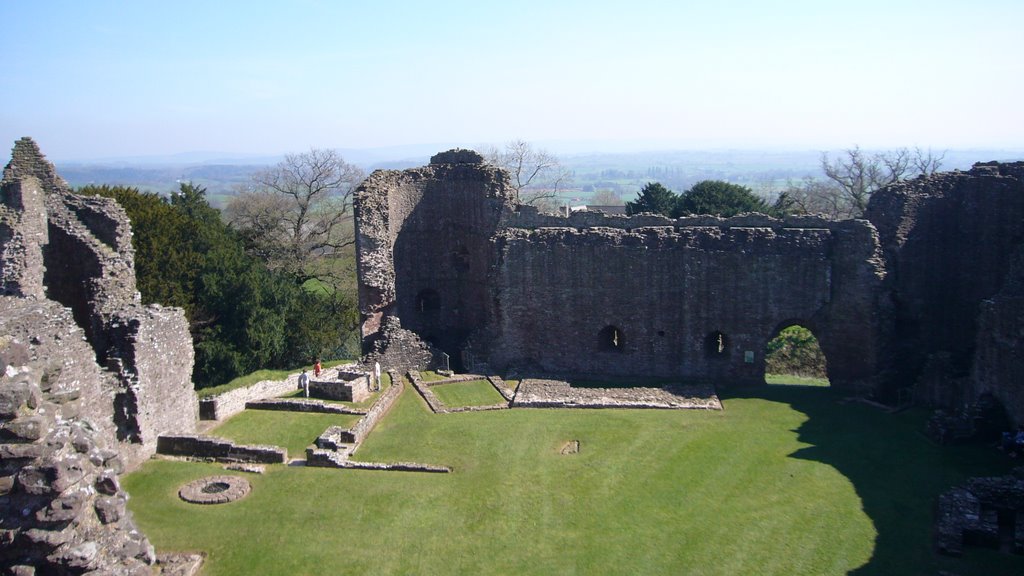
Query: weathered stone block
94 494 126 524
1 416 47 442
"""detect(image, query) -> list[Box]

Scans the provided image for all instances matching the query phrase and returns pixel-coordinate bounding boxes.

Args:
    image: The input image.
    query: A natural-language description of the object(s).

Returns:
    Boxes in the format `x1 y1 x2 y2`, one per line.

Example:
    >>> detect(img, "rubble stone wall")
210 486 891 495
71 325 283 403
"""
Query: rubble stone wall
488 220 884 388
356 150 886 390
0 138 199 573
199 373 303 421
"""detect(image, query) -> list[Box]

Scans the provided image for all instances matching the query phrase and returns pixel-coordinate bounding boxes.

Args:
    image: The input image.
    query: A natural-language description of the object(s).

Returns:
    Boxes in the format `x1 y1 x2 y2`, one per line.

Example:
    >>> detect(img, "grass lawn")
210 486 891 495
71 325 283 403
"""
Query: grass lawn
124 384 1023 576
765 373 830 387
429 379 506 408
209 410 361 459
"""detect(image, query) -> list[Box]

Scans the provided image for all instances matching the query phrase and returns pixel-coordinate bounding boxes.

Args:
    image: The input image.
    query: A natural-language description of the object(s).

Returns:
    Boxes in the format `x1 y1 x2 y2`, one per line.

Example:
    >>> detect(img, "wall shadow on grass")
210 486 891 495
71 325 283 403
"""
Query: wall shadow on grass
722 384 1024 576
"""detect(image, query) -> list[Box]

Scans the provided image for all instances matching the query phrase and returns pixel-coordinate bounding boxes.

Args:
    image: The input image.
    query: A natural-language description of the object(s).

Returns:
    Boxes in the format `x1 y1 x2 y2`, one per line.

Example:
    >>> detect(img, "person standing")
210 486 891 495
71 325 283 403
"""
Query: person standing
298 369 310 398
314 359 322 378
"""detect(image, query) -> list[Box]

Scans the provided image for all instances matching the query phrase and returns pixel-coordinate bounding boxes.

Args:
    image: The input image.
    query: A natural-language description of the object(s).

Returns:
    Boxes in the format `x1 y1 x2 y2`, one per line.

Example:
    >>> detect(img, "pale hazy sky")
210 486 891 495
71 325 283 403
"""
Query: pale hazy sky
2 0 1022 160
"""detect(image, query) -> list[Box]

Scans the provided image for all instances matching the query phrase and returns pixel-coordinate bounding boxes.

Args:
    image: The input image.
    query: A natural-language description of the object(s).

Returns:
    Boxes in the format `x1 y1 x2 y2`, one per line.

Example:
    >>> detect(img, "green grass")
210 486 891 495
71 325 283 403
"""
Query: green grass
418 370 448 382
124 384 1023 576
209 410 360 458
765 373 831 387
197 360 353 398
430 379 505 408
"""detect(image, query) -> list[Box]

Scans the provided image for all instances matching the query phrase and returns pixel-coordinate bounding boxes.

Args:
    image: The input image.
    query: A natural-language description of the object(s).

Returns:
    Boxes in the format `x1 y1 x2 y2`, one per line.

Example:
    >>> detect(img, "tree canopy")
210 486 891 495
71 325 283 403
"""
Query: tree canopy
626 180 781 218
224 148 364 288
80 183 357 388
625 182 677 216
675 180 771 217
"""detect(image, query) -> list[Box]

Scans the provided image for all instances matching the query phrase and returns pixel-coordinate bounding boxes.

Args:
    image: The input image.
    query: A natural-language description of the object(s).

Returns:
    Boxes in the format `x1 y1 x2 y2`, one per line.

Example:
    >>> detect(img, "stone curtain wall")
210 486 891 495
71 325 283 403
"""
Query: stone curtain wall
487 219 885 388
355 149 888 391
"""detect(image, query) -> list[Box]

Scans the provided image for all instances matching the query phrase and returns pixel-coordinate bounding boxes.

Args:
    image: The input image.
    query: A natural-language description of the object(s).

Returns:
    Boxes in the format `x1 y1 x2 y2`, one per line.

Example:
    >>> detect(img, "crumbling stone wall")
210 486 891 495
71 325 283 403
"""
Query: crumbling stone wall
0 297 155 574
486 217 885 388
355 151 887 391
356 151 1024 417
0 138 199 572
1 138 198 467
866 162 1024 417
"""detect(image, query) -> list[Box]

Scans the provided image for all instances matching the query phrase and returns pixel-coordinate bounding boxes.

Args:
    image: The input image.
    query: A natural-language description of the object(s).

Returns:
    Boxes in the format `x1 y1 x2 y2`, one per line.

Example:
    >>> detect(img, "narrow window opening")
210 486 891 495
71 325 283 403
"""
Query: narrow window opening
416 289 441 313
704 331 730 359
598 325 624 352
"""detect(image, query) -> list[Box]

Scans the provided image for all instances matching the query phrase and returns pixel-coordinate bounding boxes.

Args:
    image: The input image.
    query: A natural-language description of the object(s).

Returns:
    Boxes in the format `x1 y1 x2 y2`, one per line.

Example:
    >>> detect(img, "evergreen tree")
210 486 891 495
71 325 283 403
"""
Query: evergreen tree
674 180 771 217
80 183 358 388
625 182 677 216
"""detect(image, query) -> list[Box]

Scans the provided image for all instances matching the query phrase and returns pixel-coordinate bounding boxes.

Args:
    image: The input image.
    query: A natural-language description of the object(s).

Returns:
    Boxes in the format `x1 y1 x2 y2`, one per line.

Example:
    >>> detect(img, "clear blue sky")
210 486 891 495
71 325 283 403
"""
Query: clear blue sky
2 0 1022 160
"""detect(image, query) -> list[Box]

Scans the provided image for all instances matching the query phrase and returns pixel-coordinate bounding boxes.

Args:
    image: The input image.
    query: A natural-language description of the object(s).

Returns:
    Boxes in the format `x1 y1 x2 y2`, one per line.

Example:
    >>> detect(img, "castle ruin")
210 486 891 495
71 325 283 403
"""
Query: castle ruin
356 150 1024 425
0 138 197 573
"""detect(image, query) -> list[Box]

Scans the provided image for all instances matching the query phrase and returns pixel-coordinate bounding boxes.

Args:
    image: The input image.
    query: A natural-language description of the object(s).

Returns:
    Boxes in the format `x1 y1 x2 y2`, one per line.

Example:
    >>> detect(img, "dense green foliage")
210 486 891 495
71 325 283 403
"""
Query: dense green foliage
625 182 677 215
79 184 358 388
765 325 829 379
124 385 1022 575
674 179 771 217
626 180 788 218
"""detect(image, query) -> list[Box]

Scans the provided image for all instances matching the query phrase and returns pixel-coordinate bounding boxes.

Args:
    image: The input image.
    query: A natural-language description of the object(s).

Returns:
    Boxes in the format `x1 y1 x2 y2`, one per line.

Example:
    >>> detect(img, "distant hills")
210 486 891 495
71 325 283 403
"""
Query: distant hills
55 147 1024 208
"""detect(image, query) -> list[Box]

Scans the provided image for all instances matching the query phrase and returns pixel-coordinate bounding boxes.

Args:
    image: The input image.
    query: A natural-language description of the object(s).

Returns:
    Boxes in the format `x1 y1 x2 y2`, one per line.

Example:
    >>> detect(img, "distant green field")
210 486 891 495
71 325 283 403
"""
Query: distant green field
125 383 1021 575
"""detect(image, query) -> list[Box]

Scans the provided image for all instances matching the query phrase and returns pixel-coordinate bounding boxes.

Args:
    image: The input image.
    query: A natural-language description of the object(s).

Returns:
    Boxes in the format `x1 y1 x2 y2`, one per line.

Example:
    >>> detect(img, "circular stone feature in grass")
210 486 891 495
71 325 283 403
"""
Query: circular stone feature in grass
179 475 251 504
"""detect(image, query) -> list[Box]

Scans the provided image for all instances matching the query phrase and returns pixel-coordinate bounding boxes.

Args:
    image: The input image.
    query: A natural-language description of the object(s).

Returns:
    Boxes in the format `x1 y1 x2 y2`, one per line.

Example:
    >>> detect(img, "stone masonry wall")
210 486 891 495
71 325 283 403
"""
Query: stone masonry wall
199 372 305 421
355 149 517 371
0 138 199 572
355 149 888 391
866 162 1024 408
487 218 885 388
0 297 155 574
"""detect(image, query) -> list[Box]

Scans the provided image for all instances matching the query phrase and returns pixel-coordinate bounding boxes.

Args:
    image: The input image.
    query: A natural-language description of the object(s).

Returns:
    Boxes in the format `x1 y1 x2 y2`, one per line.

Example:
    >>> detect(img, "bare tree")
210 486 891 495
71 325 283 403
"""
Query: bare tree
483 140 572 208
910 146 946 176
224 148 364 285
777 177 853 220
820 146 947 216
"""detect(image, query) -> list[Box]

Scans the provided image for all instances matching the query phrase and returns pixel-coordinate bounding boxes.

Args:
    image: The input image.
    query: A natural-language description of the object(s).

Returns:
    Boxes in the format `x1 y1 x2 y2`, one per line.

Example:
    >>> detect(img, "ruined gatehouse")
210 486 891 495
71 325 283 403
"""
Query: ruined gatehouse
355 149 1024 425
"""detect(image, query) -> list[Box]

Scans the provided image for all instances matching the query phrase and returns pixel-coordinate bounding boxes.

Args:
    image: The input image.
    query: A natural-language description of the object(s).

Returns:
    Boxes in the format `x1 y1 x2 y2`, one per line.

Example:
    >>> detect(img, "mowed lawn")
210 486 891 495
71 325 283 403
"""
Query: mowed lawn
430 379 506 408
124 384 1022 576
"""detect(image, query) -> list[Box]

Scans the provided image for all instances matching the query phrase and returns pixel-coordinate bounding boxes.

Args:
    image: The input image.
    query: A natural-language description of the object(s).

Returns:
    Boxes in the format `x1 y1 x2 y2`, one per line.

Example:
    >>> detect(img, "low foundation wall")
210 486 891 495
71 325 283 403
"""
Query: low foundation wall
347 373 403 444
156 434 287 464
199 374 302 421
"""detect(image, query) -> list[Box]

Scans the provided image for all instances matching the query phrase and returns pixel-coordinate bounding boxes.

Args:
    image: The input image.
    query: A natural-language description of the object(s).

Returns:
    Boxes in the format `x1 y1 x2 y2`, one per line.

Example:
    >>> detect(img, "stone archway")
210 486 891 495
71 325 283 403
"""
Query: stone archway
764 321 830 385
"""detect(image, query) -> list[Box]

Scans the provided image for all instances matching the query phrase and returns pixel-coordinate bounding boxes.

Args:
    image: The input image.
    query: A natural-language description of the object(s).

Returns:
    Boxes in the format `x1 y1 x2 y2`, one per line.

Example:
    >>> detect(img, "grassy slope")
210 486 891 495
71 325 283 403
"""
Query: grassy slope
124 384 1023 576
